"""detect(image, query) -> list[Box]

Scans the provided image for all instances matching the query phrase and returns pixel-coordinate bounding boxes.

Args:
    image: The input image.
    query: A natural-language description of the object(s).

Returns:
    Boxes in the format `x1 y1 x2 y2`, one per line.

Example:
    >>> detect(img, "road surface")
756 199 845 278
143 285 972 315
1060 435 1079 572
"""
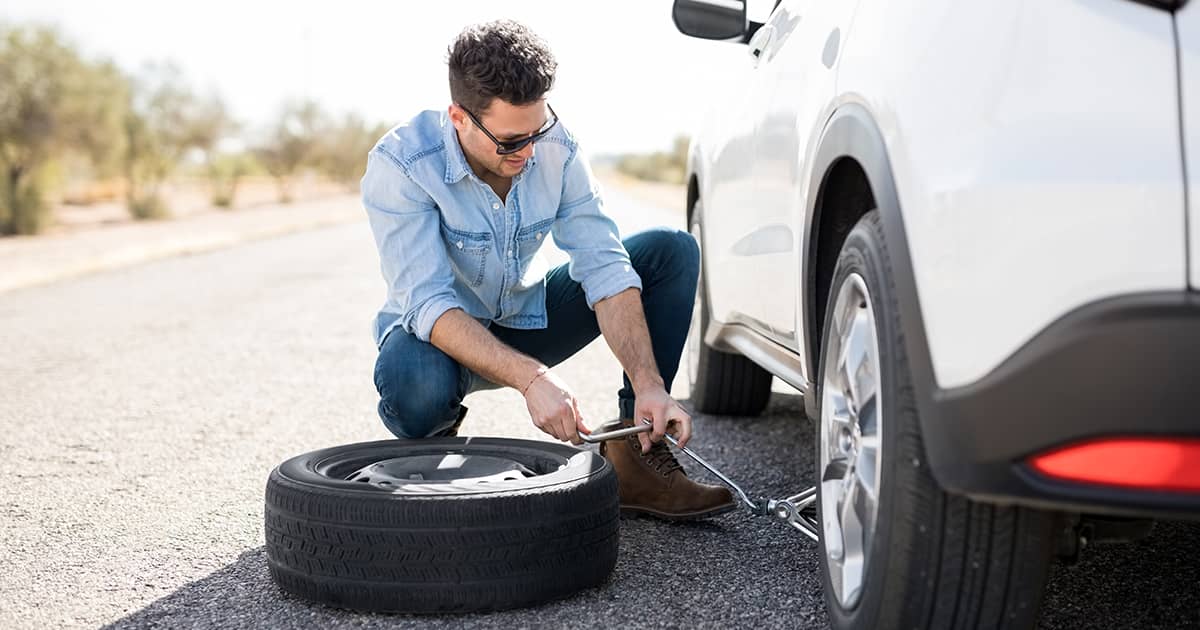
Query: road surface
1 181 1197 629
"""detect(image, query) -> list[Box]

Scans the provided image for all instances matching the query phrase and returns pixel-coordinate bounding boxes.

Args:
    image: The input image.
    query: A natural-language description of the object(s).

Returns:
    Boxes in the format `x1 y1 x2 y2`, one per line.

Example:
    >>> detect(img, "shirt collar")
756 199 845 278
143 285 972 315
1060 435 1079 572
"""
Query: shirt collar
443 112 471 184
442 110 539 185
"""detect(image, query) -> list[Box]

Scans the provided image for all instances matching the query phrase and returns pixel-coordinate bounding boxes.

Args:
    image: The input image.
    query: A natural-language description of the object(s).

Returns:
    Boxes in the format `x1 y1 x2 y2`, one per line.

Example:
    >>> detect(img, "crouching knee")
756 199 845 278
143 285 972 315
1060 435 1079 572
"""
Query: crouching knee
377 387 462 439
373 340 464 439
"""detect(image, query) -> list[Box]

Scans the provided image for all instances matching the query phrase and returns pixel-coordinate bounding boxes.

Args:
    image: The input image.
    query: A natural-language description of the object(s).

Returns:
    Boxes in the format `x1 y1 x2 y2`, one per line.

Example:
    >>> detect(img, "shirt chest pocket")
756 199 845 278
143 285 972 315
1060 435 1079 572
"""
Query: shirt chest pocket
441 222 492 287
515 217 555 262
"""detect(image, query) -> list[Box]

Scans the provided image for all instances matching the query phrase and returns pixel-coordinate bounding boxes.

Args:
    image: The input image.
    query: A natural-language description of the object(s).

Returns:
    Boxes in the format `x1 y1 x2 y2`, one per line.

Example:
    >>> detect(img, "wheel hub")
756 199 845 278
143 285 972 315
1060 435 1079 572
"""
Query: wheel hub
819 272 883 609
346 454 537 489
838 427 856 454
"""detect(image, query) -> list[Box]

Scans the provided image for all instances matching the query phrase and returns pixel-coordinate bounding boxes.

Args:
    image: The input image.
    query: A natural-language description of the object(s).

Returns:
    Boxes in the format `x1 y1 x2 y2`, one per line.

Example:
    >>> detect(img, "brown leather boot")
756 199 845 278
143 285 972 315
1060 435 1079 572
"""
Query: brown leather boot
598 420 737 521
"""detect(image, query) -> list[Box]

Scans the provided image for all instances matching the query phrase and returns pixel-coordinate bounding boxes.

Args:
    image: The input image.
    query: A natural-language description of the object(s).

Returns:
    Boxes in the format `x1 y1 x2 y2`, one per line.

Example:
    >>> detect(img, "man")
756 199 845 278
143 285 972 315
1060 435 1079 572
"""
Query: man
362 19 734 520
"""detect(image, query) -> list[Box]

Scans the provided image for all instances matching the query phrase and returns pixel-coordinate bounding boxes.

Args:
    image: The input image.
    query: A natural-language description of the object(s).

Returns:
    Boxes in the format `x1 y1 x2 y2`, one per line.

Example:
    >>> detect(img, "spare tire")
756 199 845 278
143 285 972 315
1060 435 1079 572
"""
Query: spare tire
264 437 619 613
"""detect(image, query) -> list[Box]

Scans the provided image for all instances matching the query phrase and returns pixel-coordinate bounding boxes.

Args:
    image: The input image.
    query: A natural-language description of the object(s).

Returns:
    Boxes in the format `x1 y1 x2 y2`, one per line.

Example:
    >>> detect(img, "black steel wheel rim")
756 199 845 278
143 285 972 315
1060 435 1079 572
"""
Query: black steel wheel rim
281 438 602 497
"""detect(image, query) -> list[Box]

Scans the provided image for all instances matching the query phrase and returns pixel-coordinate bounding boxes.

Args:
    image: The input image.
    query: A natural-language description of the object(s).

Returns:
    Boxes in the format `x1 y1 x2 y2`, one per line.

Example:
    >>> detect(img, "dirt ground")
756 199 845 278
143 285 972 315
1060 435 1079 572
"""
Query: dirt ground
48 175 351 236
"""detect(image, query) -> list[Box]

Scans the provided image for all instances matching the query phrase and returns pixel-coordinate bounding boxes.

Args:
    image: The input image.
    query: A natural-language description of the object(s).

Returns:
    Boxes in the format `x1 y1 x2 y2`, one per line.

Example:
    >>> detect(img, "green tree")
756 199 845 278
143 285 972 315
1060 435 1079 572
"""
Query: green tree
123 63 198 219
61 60 129 181
254 100 327 203
208 151 255 208
315 113 385 190
671 135 689 173
0 26 128 235
183 93 244 207
615 134 690 185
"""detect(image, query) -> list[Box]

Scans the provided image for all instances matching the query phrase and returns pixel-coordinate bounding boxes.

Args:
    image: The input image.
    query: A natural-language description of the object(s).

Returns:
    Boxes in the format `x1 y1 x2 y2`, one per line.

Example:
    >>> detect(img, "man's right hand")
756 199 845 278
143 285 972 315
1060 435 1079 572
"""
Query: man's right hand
523 369 589 445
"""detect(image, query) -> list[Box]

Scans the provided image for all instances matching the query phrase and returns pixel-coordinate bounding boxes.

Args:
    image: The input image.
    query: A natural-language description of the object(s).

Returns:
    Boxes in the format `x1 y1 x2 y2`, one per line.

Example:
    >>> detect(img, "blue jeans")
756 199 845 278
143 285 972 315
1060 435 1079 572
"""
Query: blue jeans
373 226 700 438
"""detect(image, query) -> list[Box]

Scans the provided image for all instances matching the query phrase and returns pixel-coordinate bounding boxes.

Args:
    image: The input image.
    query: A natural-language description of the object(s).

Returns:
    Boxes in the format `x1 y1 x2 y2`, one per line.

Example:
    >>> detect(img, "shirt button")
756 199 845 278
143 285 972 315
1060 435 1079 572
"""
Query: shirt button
492 202 501 210
456 241 464 249
535 232 543 241
507 249 514 258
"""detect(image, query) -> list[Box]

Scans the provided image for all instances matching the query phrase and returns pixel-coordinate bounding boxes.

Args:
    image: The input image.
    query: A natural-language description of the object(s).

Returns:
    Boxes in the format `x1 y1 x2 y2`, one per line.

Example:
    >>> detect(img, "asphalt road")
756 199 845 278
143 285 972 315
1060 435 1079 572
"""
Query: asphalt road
1 182 1198 629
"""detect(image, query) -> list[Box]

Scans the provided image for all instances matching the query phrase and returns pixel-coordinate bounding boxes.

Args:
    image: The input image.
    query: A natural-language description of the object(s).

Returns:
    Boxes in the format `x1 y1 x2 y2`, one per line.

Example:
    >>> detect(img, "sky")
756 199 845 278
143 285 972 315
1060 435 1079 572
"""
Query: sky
2 0 767 155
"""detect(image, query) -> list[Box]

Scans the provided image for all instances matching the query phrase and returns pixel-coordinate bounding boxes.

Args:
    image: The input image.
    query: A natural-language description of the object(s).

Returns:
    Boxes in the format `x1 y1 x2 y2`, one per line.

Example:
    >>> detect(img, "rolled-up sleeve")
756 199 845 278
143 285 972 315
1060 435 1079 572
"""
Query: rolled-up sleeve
362 150 460 343
552 144 643 309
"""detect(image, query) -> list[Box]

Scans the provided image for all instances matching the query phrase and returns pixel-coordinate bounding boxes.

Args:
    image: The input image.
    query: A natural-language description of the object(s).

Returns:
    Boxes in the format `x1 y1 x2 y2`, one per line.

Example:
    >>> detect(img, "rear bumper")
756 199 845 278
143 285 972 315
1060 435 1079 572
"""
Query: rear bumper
926 291 1200 519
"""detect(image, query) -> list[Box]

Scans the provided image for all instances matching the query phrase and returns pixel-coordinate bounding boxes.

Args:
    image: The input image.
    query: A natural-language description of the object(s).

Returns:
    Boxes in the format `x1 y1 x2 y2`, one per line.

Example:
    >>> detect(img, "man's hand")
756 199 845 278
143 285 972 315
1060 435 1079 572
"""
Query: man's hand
634 386 692 453
523 369 590 445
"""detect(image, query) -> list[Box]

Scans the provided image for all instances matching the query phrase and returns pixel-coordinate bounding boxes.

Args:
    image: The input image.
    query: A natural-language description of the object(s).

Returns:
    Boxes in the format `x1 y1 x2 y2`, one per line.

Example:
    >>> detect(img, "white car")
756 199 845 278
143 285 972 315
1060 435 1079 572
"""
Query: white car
673 0 1200 628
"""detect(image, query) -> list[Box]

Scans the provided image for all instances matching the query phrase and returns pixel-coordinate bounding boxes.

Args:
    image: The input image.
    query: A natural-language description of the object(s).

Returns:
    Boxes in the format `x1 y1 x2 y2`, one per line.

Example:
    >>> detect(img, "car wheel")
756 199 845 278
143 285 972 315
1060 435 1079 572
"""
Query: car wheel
816 210 1057 630
685 198 773 416
264 437 618 613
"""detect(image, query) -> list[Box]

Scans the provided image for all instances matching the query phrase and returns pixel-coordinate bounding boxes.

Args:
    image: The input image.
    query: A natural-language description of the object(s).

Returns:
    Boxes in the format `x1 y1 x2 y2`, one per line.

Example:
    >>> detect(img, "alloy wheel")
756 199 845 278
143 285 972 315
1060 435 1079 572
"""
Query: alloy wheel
819 272 884 609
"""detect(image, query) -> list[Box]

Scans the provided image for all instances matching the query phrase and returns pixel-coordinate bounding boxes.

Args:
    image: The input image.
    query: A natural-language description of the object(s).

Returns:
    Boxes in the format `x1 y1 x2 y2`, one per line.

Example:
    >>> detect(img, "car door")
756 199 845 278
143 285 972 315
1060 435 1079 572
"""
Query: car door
700 15 780 327
699 62 759 325
742 0 860 350
1179 2 1200 290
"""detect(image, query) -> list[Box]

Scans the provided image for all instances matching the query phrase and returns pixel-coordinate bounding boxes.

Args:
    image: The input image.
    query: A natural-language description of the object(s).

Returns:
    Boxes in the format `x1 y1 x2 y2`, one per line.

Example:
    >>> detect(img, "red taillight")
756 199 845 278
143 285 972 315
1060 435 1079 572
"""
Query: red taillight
1028 437 1200 493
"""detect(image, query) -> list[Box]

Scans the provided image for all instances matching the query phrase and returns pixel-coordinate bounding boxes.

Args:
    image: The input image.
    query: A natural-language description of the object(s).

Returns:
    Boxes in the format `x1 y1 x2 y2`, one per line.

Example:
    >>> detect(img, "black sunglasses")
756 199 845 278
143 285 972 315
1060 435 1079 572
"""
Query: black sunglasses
459 103 559 155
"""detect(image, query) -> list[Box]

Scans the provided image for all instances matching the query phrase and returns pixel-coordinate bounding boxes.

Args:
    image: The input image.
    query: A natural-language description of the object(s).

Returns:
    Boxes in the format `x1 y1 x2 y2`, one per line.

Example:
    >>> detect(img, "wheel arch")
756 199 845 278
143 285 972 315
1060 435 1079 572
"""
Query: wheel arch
806 157 876 376
802 103 949 487
686 172 700 224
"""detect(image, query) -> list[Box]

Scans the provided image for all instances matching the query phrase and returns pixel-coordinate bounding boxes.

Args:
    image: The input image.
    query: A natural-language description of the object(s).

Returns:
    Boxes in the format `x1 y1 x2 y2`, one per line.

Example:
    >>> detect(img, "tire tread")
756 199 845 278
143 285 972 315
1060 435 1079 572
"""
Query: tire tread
820 211 1056 630
263 444 620 613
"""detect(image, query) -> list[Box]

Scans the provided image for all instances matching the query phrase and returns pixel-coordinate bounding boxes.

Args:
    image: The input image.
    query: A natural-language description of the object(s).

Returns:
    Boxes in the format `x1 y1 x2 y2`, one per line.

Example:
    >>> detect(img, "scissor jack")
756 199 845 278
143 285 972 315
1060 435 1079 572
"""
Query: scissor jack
581 419 820 541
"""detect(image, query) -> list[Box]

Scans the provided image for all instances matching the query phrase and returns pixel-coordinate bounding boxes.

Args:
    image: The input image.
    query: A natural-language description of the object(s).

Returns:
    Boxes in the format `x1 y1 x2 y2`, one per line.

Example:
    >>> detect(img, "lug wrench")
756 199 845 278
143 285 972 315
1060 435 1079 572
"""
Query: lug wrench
580 419 819 541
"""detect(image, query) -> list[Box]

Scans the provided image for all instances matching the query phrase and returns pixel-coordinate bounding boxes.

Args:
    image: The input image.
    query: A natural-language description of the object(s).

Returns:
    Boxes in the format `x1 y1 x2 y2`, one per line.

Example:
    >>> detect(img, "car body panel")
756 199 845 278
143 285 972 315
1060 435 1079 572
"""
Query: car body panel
697 46 767 329
836 0 1186 389
1178 2 1200 289
744 0 859 351
798 105 1200 517
684 0 1195 513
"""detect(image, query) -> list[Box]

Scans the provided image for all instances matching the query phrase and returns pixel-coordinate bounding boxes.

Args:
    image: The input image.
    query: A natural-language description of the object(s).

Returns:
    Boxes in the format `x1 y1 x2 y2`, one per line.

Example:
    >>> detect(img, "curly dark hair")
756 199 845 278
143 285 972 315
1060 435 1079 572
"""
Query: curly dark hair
447 20 557 114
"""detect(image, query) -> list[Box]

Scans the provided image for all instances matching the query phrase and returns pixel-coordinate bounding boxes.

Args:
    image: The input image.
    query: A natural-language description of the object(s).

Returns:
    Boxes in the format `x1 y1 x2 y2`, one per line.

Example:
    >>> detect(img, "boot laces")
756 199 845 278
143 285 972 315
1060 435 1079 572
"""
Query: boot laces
631 435 683 476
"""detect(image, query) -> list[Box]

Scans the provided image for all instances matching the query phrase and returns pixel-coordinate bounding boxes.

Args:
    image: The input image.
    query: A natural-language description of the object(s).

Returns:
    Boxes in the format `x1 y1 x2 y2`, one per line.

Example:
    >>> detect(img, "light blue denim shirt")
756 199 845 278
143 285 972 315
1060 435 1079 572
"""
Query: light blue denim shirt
361 109 643 347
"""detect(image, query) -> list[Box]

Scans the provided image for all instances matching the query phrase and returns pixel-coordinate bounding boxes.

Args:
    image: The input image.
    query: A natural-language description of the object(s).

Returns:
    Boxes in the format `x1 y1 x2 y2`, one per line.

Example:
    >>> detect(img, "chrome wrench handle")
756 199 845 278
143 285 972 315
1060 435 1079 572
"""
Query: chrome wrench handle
578 418 820 540
578 418 760 511
578 422 653 444
655 422 762 512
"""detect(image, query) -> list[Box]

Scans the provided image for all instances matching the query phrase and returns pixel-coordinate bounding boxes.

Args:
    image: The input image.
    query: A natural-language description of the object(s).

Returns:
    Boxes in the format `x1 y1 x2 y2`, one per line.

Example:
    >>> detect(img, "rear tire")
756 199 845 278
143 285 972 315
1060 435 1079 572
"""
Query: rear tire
816 211 1058 630
685 199 773 416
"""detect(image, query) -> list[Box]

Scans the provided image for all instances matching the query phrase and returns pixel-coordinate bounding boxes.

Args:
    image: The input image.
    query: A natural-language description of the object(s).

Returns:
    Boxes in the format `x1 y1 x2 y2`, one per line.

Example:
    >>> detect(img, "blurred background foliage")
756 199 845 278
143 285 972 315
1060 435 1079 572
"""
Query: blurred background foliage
0 22 685 236
613 134 689 185
0 24 394 235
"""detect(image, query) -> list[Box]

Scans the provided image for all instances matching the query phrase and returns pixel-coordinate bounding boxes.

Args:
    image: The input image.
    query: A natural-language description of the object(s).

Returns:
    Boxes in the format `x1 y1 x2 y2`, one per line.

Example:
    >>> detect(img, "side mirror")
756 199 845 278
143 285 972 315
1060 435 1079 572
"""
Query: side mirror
672 0 747 41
